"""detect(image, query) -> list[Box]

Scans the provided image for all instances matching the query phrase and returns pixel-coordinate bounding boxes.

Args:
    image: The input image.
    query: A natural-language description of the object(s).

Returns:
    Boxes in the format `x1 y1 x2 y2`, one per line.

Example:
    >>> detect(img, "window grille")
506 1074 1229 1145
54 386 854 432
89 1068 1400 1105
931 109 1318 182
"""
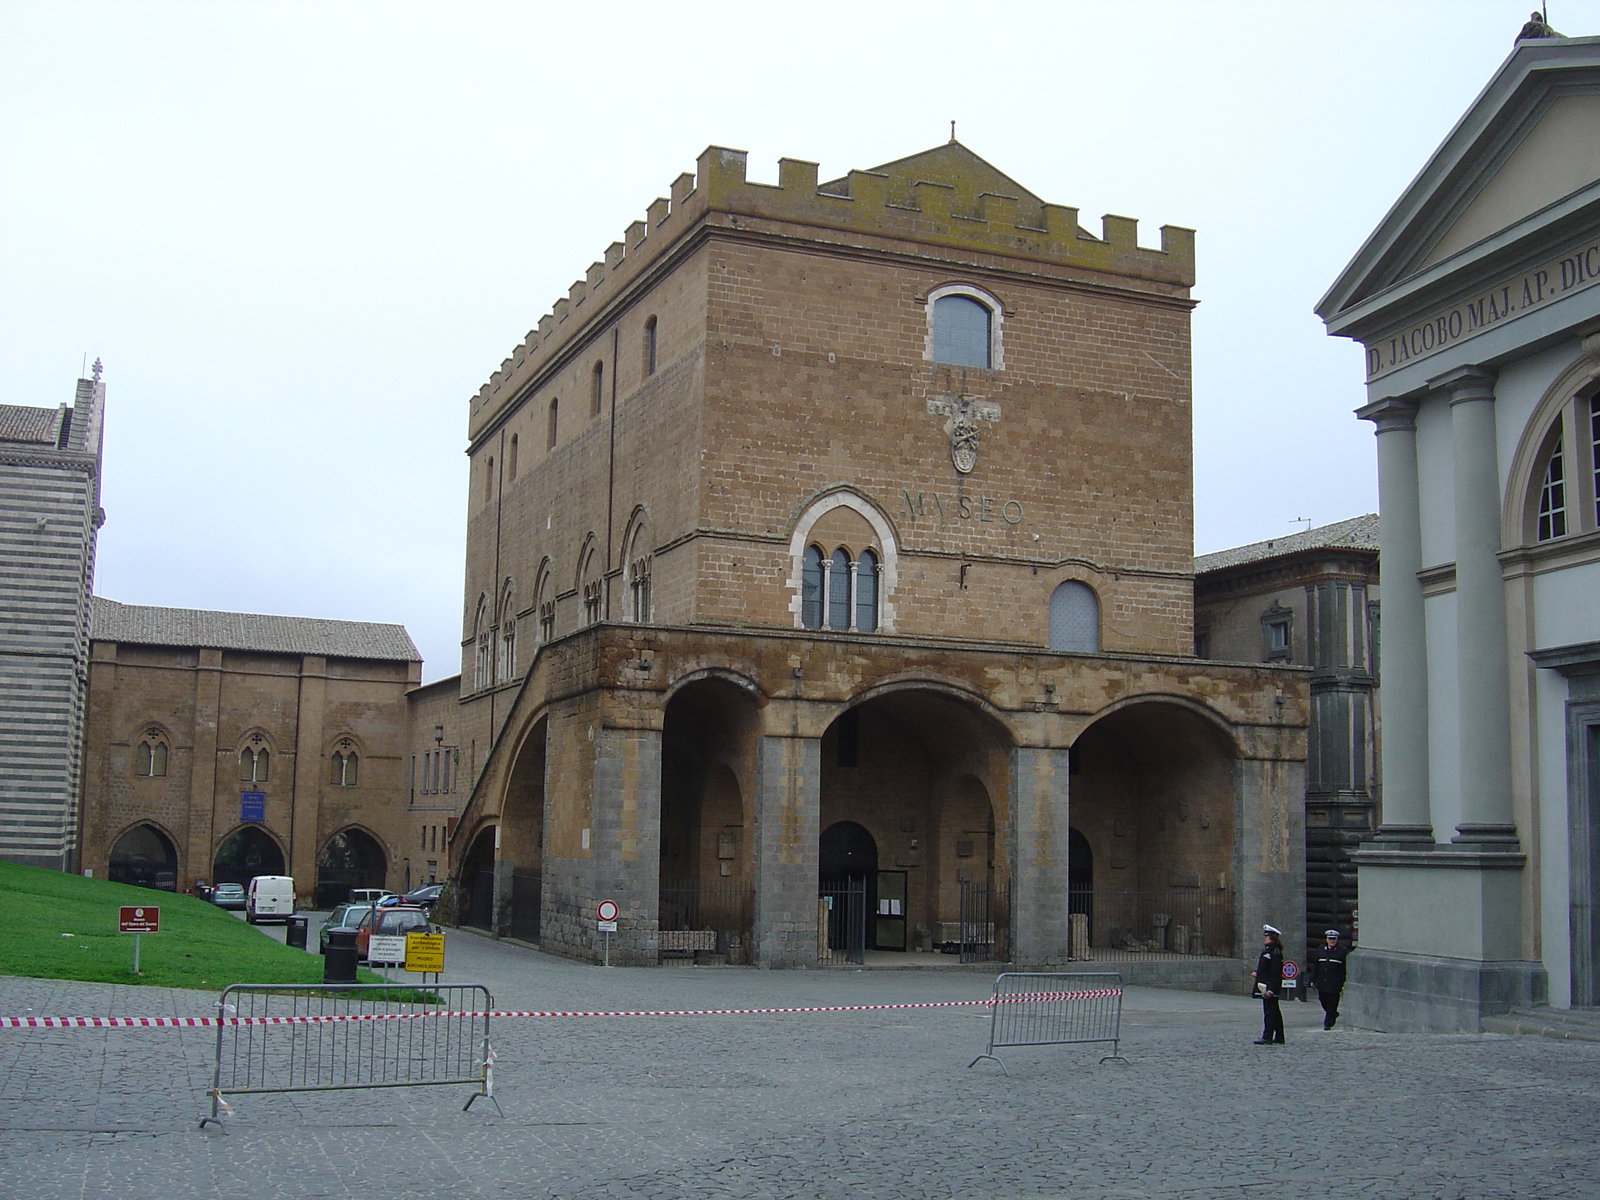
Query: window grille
547 399 559 450
801 545 824 629
592 362 605 416
644 317 658 375
855 549 879 633
1537 435 1567 541
1048 582 1101 653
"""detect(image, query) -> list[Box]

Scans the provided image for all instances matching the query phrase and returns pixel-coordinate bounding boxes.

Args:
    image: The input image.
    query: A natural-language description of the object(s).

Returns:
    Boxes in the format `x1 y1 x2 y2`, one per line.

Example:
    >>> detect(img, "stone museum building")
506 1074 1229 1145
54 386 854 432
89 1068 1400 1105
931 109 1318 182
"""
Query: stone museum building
0 367 104 872
1319 30 1600 1028
443 141 1308 972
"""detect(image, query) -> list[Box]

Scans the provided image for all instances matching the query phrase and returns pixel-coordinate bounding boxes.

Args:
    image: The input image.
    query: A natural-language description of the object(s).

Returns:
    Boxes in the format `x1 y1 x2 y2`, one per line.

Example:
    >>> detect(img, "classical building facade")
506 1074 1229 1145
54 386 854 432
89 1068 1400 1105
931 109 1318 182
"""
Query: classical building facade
1195 515 1381 949
0 367 105 871
445 141 1308 974
1319 31 1600 1027
80 598 423 906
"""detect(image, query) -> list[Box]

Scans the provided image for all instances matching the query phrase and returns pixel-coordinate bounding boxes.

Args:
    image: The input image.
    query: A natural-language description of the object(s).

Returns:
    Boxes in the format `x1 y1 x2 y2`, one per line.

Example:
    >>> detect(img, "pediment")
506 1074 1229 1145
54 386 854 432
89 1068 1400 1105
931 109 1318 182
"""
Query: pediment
1319 37 1600 325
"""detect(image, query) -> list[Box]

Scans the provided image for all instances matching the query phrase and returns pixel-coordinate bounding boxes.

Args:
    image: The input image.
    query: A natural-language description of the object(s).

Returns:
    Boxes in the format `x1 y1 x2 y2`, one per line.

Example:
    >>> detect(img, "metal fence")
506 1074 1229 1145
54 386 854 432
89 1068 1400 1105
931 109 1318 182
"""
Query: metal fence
200 983 498 1127
818 878 867 965
1067 888 1235 961
957 880 1011 964
657 881 753 962
969 972 1127 1075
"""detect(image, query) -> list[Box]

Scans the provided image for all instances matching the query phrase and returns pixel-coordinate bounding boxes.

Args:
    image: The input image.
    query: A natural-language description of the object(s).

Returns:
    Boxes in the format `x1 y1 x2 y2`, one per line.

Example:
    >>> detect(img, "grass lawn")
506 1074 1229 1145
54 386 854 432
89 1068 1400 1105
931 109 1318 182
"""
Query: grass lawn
0 861 379 991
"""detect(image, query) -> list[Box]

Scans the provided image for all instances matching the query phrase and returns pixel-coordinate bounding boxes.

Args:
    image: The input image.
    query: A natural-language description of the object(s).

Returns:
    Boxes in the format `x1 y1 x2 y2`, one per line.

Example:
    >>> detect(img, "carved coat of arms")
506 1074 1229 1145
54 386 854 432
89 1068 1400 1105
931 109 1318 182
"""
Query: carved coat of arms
927 392 999 476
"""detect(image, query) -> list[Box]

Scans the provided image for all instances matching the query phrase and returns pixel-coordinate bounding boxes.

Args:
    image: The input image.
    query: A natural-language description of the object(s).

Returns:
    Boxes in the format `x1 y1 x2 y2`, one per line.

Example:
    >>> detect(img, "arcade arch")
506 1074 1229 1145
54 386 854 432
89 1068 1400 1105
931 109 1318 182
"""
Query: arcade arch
212 826 285 889
315 828 388 908
108 823 178 891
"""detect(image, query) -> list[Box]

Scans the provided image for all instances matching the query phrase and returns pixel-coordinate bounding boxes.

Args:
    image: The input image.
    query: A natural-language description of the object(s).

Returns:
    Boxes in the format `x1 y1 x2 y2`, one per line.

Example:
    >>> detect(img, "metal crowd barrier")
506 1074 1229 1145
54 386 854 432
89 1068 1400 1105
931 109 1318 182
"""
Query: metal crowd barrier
200 983 499 1128
969 972 1128 1074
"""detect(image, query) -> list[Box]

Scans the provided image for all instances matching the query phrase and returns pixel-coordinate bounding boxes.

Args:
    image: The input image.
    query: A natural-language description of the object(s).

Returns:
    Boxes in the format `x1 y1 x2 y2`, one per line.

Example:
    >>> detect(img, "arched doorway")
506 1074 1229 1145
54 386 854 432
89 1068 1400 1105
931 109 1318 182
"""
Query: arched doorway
1069 700 1238 959
502 717 547 943
659 677 758 962
459 827 497 931
819 820 876 960
212 826 285 889
108 824 178 891
820 689 1012 959
1068 828 1093 956
315 828 387 908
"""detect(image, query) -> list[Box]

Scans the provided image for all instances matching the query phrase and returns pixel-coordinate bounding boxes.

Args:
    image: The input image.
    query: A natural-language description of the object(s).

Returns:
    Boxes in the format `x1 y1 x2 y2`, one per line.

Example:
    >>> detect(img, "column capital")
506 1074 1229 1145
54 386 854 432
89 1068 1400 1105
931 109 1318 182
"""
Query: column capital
1428 365 1497 405
1356 395 1419 432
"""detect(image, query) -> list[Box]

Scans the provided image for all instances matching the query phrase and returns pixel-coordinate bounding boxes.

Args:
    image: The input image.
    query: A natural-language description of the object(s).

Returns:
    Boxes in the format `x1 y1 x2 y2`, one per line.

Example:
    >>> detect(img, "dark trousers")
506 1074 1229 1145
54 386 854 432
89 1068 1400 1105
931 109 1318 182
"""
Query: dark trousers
1318 986 1342 1029
1261 995 1285 1042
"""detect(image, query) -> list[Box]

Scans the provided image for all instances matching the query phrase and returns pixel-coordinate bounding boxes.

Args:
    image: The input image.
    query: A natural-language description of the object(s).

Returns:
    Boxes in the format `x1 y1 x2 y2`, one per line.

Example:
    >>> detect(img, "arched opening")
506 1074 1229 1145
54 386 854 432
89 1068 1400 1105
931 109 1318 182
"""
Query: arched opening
819 820 877 960
1068 827 1093 955
503 717 547 943
212 826 285 889
315 828 388 909
108 824 178 891
659 677 759 962
460 826 498 931
820 688 1012 961
1069 701 1238 959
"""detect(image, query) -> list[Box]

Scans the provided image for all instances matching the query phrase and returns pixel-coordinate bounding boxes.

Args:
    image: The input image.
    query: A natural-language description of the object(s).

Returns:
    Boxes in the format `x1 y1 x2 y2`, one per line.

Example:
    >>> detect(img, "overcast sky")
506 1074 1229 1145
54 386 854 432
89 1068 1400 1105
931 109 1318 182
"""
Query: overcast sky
2 1 1592 680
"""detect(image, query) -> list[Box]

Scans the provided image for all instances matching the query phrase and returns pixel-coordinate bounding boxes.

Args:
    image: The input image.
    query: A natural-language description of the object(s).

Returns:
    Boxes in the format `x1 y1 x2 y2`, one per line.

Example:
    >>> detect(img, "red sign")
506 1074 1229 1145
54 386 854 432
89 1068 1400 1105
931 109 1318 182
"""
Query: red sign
119 906 159 933
1281 960 1299 979
596 900 619 923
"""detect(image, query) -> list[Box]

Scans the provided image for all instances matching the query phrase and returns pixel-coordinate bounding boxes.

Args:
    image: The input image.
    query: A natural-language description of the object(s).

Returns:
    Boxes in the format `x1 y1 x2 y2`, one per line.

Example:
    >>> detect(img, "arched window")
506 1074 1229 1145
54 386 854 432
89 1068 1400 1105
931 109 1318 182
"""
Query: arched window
1048 581 1101 653
239 745 269 783
484 456 494 503
801 545 825 629
135 729 168 777
579 542 601 626
933 293 993 368
329 739 359 787
498 581 517 680
547 398 559 450
592 361 605 416
473 594 492 691
534 560 554 646
828 548 852 630
508 433 519 480
644 316 658 376
1537 435 1567 541
856 549 879 633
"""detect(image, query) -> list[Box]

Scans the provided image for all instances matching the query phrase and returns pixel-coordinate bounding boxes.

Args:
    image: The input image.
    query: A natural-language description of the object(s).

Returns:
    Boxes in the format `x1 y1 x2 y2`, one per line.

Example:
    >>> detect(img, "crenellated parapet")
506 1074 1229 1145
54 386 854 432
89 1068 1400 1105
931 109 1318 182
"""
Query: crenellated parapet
469 143 1195 437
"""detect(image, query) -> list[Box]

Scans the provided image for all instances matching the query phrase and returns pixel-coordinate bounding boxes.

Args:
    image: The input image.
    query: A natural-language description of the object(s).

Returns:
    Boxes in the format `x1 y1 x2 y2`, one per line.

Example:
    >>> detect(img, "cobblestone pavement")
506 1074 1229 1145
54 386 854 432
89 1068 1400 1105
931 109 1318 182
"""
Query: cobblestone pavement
3 928 1599 1199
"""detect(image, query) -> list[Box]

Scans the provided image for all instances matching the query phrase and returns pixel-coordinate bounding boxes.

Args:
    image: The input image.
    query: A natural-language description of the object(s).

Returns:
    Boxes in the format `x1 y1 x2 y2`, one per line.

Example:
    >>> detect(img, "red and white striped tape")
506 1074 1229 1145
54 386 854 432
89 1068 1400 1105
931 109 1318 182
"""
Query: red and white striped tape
0 989 1118 1029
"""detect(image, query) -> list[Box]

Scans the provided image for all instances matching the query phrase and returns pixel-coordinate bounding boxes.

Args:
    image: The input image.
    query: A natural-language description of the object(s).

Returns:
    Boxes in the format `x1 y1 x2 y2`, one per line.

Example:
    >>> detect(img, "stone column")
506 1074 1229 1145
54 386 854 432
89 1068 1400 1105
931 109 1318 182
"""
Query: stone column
590 726 662 965
752 734 821 966
1358 396 1432 843
1439 367 1519 847
289 655 327 898
1009 746 1070 969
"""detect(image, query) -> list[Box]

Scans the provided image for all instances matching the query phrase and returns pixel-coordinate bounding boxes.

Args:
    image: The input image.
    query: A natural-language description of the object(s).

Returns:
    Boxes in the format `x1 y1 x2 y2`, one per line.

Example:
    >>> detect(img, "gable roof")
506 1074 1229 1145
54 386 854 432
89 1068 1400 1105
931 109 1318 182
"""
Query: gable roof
0 404 63 445
1318 35 1600 332
1194 514 1379 575
820 140 1045 212
91 597 421 661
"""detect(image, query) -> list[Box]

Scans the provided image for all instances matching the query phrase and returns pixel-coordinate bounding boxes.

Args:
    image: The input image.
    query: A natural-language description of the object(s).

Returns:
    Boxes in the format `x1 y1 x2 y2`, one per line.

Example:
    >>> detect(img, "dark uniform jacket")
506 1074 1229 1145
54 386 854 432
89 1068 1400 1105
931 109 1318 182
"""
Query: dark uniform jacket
1253 945 1284 996
1309 942 1350 992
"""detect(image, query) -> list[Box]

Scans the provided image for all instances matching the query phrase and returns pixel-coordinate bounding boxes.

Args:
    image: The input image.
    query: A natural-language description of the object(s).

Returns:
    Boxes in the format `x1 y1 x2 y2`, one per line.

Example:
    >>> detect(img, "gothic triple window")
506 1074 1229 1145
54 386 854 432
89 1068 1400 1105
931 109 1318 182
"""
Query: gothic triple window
135 729 168 777
802 545 880 632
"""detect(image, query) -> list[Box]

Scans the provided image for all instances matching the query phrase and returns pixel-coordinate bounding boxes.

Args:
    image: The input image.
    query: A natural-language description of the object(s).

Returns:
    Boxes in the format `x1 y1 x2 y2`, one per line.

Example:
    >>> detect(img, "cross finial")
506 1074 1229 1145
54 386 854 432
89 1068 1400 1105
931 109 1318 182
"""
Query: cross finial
91 357 103 382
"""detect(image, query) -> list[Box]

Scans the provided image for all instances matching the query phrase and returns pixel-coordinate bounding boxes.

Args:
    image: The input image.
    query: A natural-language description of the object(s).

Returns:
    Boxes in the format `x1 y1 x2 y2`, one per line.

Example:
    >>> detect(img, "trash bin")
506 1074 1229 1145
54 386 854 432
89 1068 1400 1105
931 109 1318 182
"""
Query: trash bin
285 915 309 951
323 927 358 984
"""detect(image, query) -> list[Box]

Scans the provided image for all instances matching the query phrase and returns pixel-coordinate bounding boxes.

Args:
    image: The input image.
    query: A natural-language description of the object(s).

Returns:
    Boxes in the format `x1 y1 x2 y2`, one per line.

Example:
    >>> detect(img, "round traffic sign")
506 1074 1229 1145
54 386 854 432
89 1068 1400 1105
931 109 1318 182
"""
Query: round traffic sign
1281 960 1299 980
597 900 619 922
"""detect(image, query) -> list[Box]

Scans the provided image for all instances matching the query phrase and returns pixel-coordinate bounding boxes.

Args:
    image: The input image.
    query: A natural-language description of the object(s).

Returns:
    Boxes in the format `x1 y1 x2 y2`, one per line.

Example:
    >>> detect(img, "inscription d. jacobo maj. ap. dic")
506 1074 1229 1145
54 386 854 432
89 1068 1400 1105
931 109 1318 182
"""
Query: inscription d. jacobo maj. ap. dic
902 489 1024 526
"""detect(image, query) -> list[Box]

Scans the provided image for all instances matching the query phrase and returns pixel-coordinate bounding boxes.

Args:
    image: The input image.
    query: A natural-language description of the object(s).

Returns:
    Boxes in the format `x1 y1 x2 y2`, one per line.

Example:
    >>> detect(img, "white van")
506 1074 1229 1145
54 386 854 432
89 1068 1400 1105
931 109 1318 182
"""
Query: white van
246 876 296 924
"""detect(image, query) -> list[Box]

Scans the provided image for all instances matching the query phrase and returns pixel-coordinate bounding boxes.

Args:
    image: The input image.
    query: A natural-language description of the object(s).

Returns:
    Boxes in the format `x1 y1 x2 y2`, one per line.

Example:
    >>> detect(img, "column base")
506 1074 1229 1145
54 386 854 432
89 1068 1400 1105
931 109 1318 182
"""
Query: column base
1451 823 1522 849
1370 824 1435 845
1344 947 1547 1032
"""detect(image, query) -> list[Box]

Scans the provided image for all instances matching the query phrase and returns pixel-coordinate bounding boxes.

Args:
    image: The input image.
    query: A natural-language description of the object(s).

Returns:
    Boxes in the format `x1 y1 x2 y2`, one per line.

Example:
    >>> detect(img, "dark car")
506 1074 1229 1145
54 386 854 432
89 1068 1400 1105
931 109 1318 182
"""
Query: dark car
402 883 445 911
355 905 432 962
211 882 246 910
318 903 375 954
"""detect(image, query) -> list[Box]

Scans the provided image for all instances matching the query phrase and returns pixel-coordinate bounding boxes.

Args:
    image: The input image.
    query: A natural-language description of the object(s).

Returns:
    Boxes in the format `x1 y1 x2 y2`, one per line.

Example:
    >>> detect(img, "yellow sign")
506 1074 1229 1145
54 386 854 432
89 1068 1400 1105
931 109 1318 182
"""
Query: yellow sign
404 931 445 973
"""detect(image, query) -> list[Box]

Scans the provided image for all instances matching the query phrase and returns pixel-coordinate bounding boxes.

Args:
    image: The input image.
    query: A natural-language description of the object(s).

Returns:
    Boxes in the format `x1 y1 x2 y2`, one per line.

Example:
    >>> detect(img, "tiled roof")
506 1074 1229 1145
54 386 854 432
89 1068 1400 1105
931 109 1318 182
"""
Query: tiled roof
1194 514 1379 574
91 597 421 661
0 404 61 445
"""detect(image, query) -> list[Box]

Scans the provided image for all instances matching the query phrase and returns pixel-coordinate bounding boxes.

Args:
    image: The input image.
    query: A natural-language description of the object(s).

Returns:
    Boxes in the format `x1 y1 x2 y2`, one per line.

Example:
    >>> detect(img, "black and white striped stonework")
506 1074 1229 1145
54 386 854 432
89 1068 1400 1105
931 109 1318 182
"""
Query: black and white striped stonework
0 376 104 871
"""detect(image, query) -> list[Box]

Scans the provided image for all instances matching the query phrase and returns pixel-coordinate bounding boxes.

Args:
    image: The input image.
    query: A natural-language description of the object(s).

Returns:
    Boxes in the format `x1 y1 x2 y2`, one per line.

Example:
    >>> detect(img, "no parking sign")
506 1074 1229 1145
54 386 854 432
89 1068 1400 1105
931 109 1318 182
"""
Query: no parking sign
1281 960 1299 989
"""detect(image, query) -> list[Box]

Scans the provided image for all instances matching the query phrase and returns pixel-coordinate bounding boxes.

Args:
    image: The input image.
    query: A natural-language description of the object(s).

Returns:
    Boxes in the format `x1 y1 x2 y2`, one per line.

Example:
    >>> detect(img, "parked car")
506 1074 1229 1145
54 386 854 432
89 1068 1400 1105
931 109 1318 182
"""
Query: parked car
245 875 295 924
354 904 432 962
347 888 397 906
210 882 246 910
318 903 375 954
402 883 445 911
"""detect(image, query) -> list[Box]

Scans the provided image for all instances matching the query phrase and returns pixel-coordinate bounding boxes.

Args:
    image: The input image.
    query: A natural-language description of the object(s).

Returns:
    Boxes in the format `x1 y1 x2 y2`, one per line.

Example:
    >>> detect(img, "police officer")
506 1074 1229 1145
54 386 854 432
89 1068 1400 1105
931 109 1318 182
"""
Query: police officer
1251 924 1286 1044
1308 929 1350 1029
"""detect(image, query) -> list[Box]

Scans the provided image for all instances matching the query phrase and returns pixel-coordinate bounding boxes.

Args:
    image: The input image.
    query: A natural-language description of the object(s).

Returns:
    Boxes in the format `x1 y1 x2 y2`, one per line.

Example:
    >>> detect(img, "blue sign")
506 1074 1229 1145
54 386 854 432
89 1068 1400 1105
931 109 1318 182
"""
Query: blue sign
240 792 265 823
